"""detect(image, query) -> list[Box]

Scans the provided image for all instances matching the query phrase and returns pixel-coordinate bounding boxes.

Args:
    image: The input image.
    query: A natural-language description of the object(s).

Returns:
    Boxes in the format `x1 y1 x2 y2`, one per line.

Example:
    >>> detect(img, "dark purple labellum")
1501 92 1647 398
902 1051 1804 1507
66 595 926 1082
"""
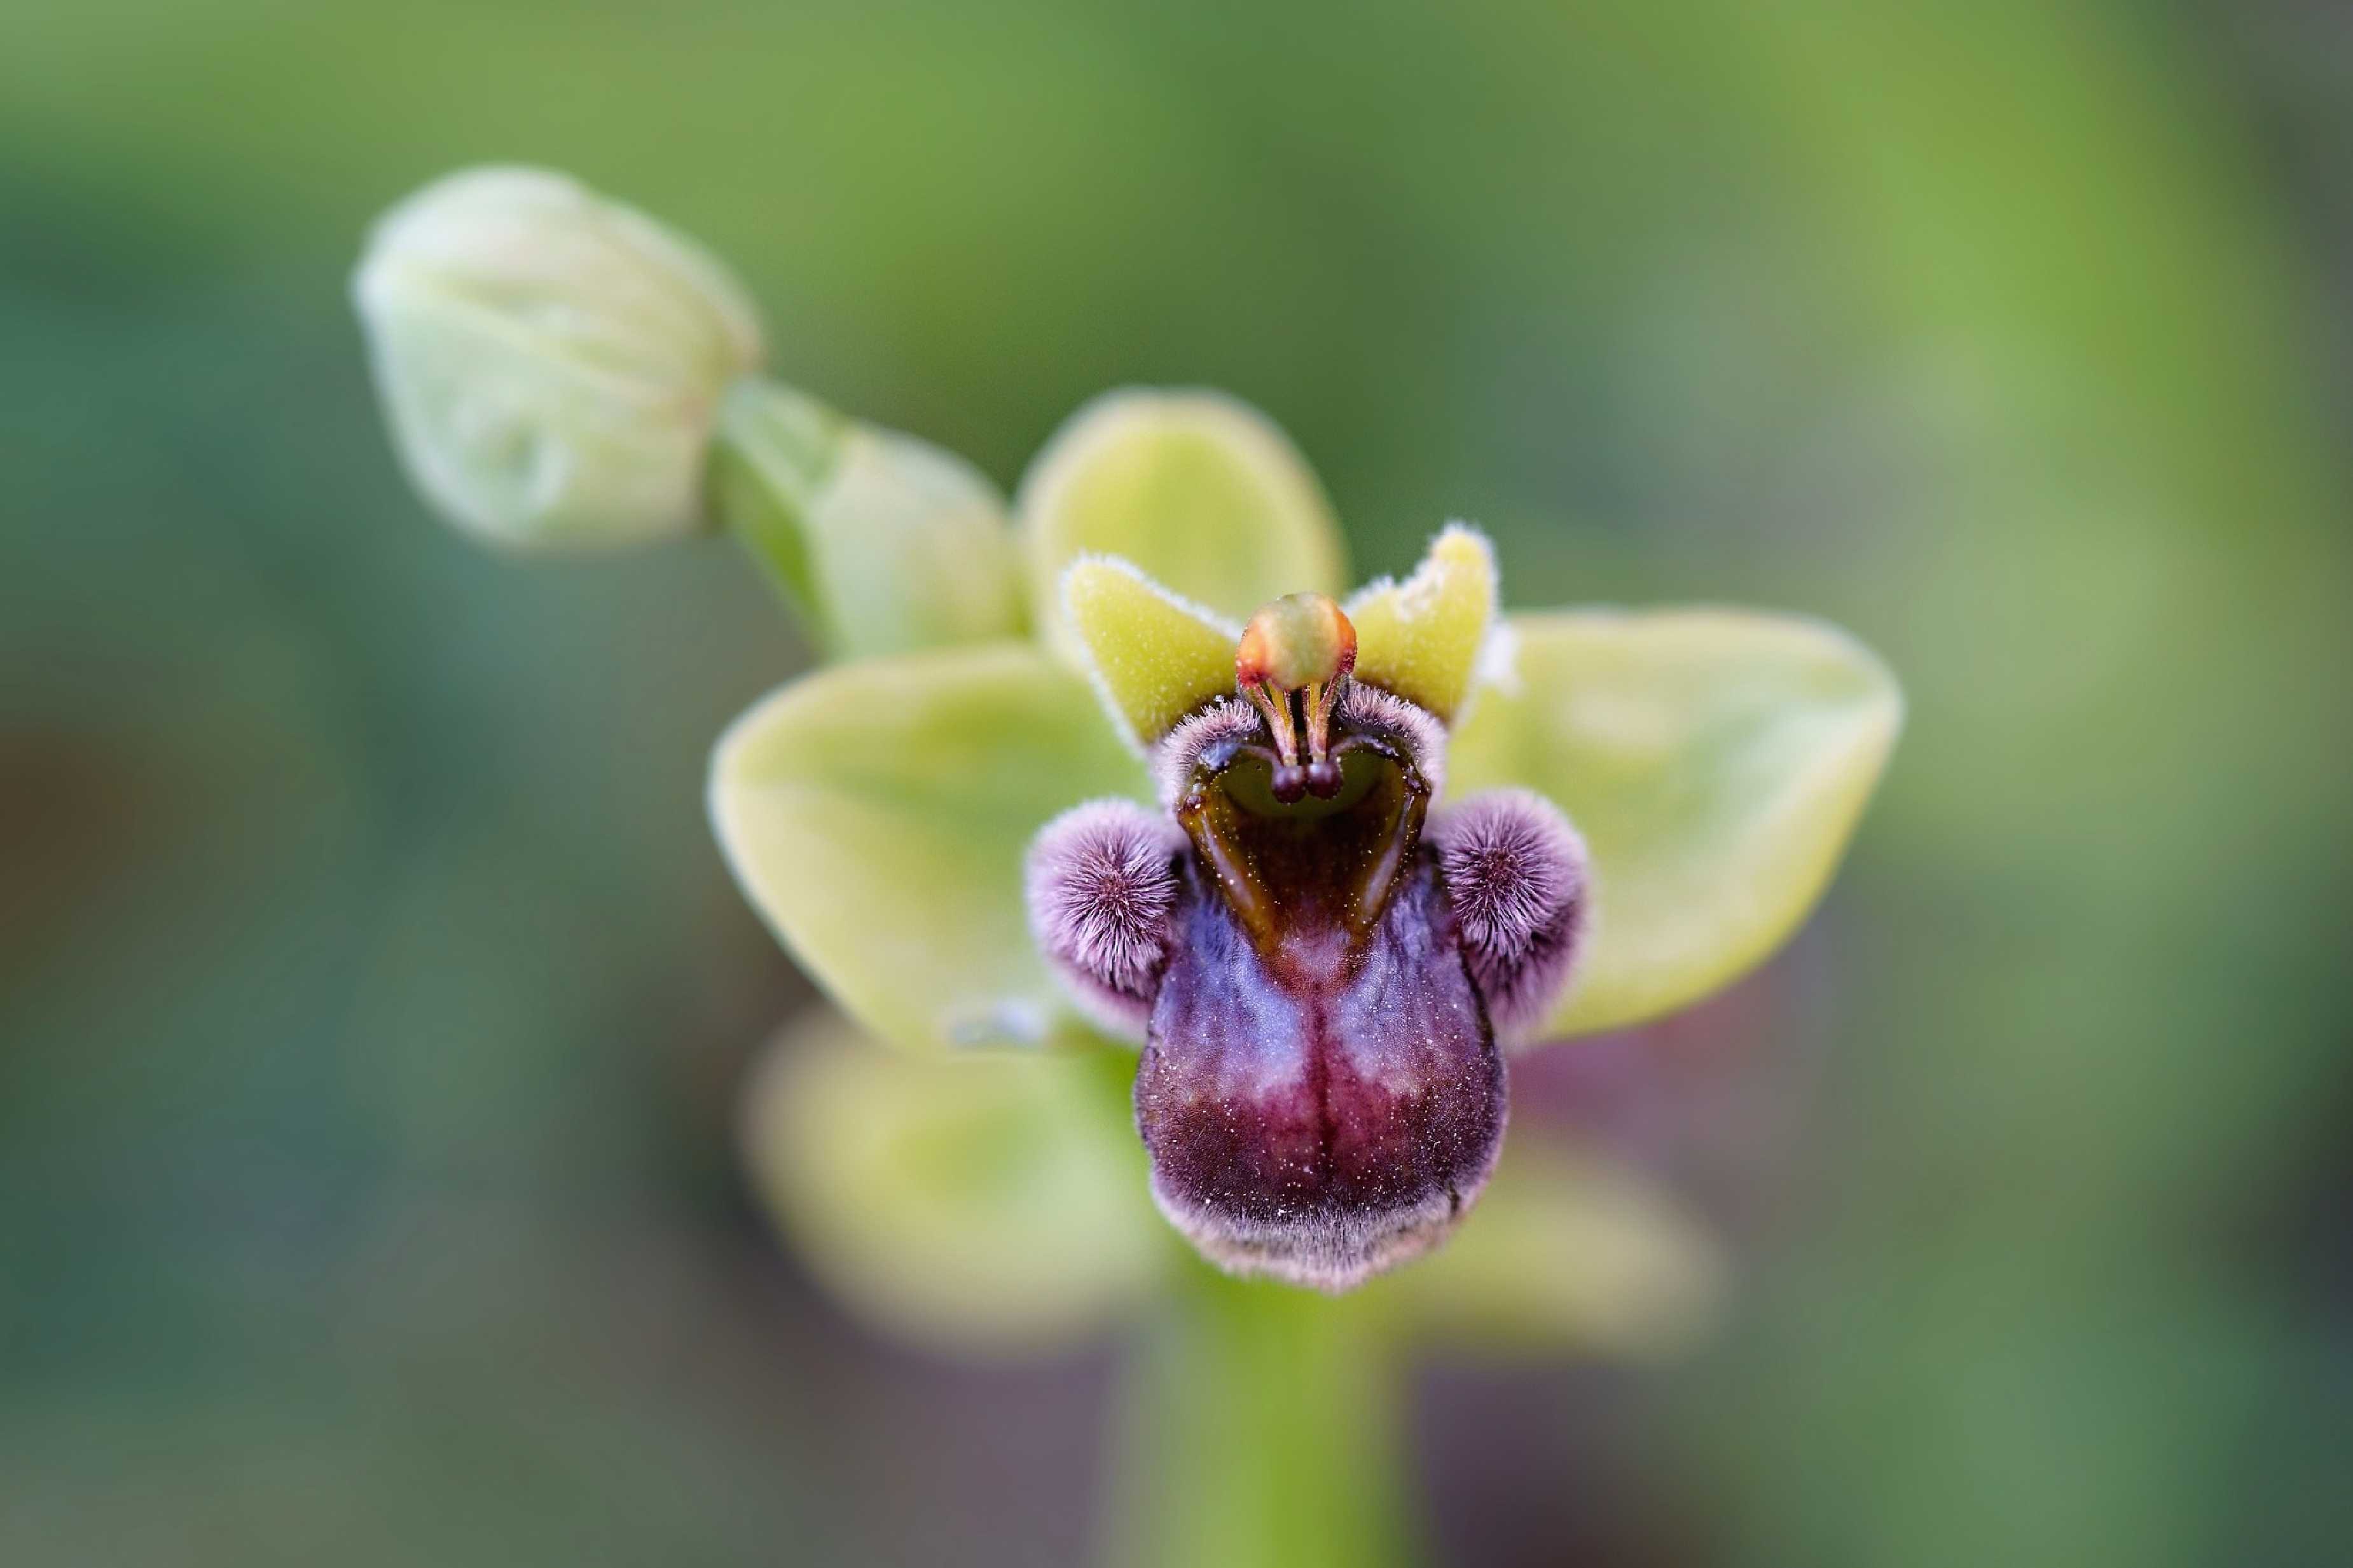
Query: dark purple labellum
1136 736 1504 1292
1025 684 1587 1292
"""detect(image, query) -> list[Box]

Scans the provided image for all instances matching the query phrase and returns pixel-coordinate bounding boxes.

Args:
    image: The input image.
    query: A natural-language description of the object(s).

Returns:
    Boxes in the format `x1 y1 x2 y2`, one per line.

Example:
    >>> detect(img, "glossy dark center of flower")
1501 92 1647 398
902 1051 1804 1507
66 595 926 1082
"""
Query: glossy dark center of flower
1175 728 1428 966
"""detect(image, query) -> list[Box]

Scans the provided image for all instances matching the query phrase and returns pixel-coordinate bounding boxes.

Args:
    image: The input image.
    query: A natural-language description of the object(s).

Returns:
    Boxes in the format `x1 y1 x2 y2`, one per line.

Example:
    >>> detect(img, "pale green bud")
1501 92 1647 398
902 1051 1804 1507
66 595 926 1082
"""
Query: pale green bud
709 379 1026 658
352 165 763 549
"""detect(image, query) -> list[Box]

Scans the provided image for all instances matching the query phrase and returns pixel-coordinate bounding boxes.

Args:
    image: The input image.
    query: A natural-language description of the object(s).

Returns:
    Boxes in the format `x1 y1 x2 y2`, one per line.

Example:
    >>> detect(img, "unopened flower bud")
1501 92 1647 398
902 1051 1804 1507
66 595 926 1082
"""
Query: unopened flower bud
352 165 763 549
709 380 1026 658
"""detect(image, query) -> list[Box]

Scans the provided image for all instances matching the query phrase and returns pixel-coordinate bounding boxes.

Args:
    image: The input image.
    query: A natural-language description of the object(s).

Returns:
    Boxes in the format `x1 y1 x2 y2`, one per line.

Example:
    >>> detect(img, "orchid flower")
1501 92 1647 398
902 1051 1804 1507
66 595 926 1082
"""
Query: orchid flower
709 387 1900 1293
354 168 1902 1558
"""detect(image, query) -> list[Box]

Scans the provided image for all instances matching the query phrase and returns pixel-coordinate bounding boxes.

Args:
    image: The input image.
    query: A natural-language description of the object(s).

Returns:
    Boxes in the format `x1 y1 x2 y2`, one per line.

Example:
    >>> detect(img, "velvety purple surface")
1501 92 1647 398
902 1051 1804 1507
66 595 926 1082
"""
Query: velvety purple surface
1136 849 1505 1286
1431 788 1588 1038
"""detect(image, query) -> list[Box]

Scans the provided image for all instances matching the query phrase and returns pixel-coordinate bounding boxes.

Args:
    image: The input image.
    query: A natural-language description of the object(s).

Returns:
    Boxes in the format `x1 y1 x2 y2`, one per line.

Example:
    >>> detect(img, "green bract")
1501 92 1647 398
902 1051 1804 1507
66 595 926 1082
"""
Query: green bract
709 378 1027 658
710 389 1899 1061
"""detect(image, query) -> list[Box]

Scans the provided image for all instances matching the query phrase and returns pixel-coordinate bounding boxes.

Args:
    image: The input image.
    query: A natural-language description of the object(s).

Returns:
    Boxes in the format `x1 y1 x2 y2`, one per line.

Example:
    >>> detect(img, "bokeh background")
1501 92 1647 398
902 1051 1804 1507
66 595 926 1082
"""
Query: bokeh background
6 1 2352 1563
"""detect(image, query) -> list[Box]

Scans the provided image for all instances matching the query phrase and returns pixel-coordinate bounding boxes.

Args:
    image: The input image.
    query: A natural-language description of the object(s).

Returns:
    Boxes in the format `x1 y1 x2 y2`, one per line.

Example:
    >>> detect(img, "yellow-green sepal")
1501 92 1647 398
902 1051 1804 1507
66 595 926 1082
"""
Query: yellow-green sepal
1019 389 1346 664
709 642 1152 1056
1449 608 1902 1039
1346 524 1498 723
1062 556 1241 748
742 1008 1164 1354
1367 1134 1725 1357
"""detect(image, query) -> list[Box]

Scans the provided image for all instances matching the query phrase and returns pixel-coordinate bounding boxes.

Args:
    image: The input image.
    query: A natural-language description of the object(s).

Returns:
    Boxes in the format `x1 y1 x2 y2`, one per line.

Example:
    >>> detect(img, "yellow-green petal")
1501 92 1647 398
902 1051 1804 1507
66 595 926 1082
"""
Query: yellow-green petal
1370 1135 1725 1358
1019 389 1346 663
1449 609 1901 1038
1345 524 1497 722
1063 556 1239 748
710 642 1151 1055
742 1009 1164 1355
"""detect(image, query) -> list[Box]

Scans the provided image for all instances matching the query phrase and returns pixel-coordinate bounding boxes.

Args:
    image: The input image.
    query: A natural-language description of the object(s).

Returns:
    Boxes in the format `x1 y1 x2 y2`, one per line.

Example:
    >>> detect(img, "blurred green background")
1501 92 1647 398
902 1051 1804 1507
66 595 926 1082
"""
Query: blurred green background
6 0 2352 1562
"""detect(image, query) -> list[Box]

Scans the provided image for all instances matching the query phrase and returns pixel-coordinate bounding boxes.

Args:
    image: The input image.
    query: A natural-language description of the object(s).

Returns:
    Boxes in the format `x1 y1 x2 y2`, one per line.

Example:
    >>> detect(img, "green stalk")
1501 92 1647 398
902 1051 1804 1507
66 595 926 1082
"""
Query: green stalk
1101 1267 1421 1568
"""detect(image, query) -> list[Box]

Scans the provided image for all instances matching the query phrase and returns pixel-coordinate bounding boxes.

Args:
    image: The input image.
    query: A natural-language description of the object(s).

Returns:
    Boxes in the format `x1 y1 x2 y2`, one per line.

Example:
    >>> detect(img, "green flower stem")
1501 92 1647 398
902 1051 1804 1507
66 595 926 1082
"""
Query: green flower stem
1104 1268 1420 1568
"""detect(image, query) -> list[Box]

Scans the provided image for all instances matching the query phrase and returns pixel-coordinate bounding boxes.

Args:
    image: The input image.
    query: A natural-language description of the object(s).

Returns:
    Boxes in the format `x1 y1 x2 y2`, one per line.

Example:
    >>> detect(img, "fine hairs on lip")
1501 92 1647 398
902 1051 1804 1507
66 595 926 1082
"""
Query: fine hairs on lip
1026 799 1182 1036
1432 789 1589 1039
